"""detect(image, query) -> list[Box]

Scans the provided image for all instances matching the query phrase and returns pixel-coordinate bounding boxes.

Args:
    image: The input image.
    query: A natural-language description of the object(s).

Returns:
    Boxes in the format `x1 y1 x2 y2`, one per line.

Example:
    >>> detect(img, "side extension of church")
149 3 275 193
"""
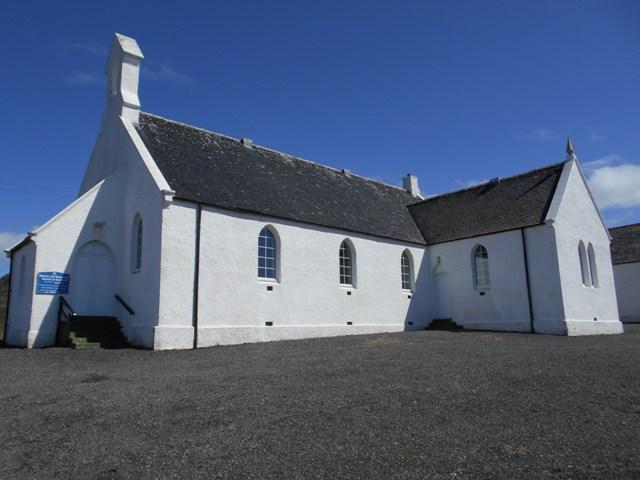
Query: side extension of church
3 34 623 350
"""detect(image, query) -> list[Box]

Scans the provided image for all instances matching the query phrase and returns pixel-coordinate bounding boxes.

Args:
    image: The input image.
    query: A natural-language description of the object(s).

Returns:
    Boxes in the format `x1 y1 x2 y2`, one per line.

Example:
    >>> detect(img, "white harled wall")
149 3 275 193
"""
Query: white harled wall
155 200 197 349
551 161 622 335
522 225 565 334
4 116 166 348
155 203 433 349
428 230 532 332
612 262 640 323
4 242 36 346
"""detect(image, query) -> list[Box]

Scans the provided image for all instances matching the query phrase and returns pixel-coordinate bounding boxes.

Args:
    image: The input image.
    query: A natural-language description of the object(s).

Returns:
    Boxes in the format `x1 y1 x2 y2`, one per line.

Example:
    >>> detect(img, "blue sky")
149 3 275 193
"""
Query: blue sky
1 0 639 273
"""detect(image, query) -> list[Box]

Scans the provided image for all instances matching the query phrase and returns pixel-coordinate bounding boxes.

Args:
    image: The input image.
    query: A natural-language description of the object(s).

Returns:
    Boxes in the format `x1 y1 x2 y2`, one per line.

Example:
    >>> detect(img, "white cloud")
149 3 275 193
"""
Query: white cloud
454 178 488 189
0 232 26 274
63 71 103 86
583 154 621 171
518 129 562 142
141 64 195 86
585 156 640 210
55 41 107 57
588 131 607 142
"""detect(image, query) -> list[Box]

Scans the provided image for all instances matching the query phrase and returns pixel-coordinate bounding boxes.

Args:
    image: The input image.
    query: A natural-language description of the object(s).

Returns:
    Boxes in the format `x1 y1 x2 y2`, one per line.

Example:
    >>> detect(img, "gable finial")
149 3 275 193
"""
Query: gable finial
566 137 576 160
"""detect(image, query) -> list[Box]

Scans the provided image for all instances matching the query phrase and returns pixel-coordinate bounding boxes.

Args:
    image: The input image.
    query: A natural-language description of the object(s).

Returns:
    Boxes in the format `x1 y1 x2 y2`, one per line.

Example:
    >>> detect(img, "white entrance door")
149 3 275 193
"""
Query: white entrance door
73 241 115 316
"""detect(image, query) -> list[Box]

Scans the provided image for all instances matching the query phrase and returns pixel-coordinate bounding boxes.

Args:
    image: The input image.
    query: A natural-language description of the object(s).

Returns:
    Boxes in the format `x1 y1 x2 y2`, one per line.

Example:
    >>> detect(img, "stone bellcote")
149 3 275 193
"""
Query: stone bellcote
102 33 144 126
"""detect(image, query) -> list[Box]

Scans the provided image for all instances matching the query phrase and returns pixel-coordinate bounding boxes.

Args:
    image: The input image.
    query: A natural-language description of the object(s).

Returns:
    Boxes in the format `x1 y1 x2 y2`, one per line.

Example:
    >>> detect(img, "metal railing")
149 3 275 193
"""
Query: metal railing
56 296 76 347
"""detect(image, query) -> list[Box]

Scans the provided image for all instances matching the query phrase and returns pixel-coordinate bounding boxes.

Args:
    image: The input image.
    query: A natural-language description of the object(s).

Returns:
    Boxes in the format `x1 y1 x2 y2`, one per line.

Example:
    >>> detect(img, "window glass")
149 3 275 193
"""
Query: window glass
258 228 277 279
401 251 412 290
339 241 353 286
474 245 490 289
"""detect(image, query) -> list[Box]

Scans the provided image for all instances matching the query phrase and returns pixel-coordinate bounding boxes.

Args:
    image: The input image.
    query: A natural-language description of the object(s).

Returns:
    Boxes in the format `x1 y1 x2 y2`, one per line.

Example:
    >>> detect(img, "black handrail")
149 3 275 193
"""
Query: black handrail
59 296 76 316
56 296 76 347
115 294 135 316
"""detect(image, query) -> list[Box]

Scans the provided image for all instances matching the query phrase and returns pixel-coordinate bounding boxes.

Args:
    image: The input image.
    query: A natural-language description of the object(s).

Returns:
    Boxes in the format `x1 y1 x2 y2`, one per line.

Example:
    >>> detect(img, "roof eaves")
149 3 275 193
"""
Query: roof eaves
173 196 427 246
424 222 545 246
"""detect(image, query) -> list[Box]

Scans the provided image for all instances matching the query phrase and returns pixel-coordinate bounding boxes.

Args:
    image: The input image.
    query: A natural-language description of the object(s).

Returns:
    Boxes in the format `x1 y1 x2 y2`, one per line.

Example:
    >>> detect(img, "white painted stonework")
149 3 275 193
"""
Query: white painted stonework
613 262 640 323
3 33 624 349
546 159 622 335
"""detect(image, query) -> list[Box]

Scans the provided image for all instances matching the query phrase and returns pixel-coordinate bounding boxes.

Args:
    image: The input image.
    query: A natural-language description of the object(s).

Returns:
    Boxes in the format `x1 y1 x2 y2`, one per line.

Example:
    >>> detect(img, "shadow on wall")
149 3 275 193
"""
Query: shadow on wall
404 250 436 331
29 178 132 347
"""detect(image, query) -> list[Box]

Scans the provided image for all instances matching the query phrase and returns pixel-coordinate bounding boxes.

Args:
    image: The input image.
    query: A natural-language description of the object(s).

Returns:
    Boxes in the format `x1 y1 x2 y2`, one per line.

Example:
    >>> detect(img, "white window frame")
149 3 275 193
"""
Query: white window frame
131 214 143 274
578 240 591 287
587 242 599 288
339 239 356 287
401 249 414 292
257 226 279 282
473 244 490 290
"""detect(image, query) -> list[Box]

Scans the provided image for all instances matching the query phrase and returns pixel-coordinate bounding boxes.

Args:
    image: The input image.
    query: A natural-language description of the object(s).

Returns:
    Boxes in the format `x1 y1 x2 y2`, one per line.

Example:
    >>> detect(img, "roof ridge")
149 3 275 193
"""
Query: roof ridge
140 111 412 195
409 160 568 206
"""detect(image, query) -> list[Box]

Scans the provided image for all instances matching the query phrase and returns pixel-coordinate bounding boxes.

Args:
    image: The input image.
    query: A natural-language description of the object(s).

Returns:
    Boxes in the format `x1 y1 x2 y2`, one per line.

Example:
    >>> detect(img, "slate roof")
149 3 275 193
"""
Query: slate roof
136 113 425 244
609 223 640 265
407 163 565 244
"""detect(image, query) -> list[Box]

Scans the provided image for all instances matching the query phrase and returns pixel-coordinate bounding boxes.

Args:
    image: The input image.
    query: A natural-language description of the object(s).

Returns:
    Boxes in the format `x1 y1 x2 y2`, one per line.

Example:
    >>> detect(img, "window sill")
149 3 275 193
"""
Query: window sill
258 278 279 284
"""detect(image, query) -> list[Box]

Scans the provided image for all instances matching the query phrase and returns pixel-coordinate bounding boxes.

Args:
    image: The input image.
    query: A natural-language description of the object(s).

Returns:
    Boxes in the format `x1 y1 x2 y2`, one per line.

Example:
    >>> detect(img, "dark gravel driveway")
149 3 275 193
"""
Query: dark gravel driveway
1 326 639 479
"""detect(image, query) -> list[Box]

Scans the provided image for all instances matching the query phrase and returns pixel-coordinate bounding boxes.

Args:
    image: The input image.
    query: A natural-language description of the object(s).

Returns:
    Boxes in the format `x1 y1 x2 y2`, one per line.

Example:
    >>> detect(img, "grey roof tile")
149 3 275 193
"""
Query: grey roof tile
609 223 640 264
136 113 425 244
407 163 565 244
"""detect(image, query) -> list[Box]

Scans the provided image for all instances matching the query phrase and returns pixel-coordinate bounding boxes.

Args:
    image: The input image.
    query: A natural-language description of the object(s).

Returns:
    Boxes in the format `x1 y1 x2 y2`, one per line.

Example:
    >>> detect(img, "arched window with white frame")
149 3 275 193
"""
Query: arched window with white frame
131 214 143 273
587 242 598 288
258 226 278 280
339 239 356 287
401 249 414 291
578 240 591 286
473 245 490 289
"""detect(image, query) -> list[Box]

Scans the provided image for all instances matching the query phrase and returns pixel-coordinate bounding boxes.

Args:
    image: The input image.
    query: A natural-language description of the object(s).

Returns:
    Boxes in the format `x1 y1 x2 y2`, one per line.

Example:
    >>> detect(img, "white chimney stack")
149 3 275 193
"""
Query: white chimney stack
403 173 421 197
103 33 144 126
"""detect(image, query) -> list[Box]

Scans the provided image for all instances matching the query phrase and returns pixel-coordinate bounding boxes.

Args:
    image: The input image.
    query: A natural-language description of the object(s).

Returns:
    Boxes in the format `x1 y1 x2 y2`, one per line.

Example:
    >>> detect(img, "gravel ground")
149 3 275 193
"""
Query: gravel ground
1 326 639 479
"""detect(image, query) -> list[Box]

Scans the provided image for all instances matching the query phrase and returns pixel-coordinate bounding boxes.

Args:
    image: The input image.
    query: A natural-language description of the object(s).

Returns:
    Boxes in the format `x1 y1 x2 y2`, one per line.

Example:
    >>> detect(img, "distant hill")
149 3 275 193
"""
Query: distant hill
0 274 9 341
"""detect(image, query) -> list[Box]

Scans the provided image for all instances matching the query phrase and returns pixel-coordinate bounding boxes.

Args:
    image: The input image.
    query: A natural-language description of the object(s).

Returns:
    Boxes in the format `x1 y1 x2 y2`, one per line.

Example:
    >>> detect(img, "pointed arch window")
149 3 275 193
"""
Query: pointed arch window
339 240 355 286
578 241 591 286
258 227 278 280
587 242 599 288
473 245 490 289
131 214 143 273
401 250 413 291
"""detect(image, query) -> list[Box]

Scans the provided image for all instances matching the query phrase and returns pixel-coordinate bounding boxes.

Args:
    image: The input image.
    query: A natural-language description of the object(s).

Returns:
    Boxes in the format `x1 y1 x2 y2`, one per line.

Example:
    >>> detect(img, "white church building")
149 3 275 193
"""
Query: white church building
610 223 640 323
3 34 623 350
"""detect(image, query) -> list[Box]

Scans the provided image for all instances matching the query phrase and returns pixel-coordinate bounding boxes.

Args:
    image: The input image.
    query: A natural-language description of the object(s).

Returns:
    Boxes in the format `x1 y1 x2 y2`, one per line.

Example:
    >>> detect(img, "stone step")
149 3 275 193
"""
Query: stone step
70 337 101 350
427 318 463 331
66 316 131 349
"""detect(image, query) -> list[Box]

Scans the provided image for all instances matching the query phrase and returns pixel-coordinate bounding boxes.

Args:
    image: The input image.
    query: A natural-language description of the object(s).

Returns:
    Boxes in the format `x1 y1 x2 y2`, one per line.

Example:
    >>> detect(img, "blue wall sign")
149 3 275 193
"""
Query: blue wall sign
36 272 70 295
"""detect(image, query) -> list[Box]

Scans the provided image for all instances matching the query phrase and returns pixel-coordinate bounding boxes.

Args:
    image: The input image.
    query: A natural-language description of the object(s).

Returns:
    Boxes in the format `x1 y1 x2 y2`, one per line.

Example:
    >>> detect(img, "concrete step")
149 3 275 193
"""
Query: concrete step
67 316 131 349
427 319 463 331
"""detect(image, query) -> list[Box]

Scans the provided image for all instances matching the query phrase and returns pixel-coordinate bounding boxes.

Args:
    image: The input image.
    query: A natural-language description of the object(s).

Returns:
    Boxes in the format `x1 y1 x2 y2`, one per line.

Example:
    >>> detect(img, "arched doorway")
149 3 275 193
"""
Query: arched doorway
72 241 115 316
